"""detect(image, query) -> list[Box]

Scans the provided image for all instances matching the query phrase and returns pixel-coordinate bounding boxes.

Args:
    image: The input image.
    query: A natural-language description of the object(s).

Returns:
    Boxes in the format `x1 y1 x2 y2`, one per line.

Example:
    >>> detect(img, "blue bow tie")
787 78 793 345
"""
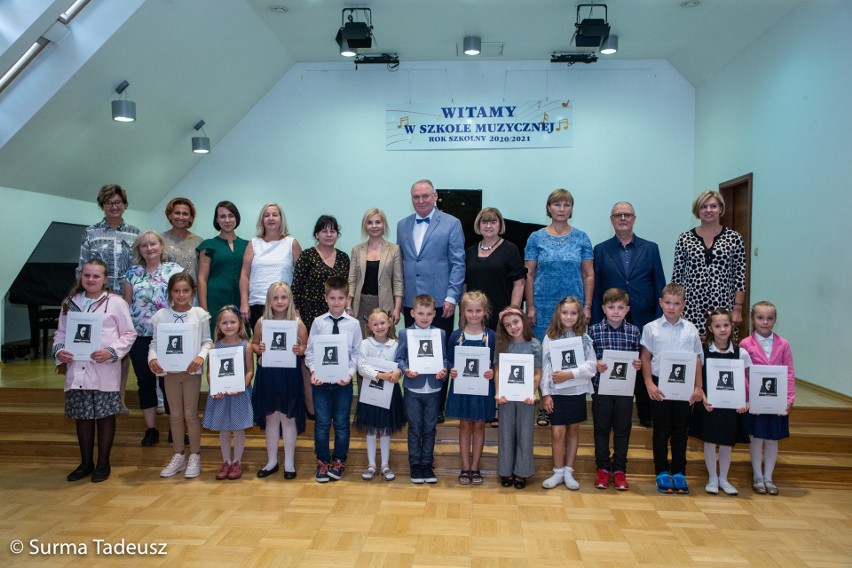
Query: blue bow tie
416 217 430 224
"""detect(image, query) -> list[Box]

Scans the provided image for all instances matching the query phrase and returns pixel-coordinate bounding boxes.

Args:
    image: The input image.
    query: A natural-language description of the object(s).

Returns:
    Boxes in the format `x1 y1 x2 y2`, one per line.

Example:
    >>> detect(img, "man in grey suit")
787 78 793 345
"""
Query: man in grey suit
592 201 666 428
398 179 465 420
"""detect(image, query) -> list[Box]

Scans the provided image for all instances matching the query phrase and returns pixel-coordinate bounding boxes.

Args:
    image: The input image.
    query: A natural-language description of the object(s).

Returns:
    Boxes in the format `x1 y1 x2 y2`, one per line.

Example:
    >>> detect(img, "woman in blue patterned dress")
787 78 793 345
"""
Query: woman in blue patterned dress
524 189 594 340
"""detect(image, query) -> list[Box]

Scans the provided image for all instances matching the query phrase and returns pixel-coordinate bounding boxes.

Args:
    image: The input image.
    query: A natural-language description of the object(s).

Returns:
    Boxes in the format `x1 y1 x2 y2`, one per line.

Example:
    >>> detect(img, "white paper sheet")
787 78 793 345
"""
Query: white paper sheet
658 351 697 402
313 334 351 383
65 312 103 361
261 319 298 368
156 323 195 372
597 349 639 397
706 358 746 410
358 356 398 410
548 336 587 391
209 346 245 395
452 345 490 396
406 328 444 374
748 365 789 415
498 353 535 402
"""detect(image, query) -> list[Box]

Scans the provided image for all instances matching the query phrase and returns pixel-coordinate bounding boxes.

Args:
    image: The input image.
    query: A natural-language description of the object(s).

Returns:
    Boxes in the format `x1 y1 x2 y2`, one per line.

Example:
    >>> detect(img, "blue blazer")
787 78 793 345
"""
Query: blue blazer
592 235 666 329
397 209 466 308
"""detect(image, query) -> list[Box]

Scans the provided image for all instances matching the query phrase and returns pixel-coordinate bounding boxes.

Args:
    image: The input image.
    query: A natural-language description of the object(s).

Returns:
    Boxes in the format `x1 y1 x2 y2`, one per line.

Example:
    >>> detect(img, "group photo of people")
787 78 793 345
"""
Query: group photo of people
56 178 794 498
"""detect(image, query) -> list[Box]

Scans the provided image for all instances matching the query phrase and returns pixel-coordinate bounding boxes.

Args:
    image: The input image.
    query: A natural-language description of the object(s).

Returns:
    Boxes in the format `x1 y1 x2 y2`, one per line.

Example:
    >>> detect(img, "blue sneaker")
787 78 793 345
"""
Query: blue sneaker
410 464 425 484
315 460 330 483
672 473 689 494
656 471 674 493
327 459 346 480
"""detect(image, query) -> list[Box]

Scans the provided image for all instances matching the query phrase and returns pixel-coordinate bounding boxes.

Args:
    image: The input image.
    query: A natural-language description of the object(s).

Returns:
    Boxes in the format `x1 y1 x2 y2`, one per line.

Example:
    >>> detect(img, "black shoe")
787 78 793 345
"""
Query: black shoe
436 412 446 424
67 463 94 482
141 428 159 446
257 464 280 478
184 433 190 445
501 476 514 488
423 465 438 483
513 477 527 489
410 464 425 484
640 419 653 429
91 464 111 483
306 411 316 421
284 470 297 480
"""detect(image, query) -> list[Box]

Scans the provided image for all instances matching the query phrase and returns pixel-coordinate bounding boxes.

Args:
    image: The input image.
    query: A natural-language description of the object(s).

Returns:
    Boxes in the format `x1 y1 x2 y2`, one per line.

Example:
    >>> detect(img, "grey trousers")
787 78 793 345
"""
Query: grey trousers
497 401 536 478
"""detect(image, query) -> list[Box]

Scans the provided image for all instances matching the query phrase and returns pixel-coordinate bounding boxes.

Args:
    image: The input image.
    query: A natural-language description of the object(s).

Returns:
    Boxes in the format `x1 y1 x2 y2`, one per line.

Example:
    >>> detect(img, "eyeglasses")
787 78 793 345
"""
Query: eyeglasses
610 213 635 220
104 200 125 208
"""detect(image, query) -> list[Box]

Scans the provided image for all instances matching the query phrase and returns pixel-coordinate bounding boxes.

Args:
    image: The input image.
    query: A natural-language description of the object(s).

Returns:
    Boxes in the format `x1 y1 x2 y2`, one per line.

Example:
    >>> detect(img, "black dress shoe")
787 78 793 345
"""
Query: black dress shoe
141 428 159 446
436 412 446 424
513 477 527 489
91 464 111 483
284 470 297 480
257 464 280 478
640 419 653 429
67 463 94 482
306 411 316 421
500 476 514 488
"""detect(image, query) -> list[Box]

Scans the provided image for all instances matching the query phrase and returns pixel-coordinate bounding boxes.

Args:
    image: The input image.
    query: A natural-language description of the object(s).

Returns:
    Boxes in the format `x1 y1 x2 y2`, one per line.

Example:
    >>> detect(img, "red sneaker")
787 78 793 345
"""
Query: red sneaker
594 468 610 489
612 470 629 491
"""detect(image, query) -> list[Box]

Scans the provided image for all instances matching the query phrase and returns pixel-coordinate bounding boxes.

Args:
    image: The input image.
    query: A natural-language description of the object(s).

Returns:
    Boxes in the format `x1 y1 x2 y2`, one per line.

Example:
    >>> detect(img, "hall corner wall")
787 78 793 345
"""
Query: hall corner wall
694 0 852 396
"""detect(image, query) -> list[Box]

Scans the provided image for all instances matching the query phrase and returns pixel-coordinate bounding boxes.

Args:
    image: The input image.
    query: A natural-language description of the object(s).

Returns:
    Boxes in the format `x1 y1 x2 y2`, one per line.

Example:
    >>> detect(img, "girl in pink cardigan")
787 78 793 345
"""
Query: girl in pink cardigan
739 301 795 496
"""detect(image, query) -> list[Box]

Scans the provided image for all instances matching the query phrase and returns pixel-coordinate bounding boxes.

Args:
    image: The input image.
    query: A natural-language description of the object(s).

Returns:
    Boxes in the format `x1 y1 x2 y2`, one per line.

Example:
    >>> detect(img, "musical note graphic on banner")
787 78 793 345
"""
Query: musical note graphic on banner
556 119 569 131
540 112 549 124
397 116 410 128
561 100 570 108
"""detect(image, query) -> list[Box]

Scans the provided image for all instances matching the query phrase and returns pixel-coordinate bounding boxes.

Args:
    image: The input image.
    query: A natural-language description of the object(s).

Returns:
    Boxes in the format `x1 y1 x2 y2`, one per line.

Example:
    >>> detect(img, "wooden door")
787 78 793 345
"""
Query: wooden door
719 173 752 339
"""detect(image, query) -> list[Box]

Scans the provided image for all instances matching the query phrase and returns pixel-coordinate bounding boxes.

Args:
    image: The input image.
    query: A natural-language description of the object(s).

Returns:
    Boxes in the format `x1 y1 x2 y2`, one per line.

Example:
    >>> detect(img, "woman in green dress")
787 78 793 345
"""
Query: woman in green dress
197 201 248 332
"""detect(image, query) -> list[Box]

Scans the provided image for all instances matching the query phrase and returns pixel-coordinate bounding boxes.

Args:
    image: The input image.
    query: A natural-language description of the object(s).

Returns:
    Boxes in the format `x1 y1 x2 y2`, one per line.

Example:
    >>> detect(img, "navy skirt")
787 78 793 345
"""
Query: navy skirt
549 393 587 426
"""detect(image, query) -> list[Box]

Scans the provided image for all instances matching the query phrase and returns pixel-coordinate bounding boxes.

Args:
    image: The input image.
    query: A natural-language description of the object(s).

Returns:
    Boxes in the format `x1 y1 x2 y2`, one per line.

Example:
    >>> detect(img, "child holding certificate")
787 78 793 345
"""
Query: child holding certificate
740 301 795 496
202 306 254 480
587 288 642 491
251 282 307 480
395 294 447 484
540 297 596 490
54 259 137 483
640 283 704 494
354 309 405 481
445 291 496 486
690 308 751 495
148 273 212 479
494 306 541 489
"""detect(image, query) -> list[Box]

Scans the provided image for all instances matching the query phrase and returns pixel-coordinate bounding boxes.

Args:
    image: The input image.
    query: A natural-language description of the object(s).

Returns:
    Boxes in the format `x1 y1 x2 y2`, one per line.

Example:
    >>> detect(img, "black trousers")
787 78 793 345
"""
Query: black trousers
650 393 692 475
128 336 169 413
403 307 454 412
592 393 633 472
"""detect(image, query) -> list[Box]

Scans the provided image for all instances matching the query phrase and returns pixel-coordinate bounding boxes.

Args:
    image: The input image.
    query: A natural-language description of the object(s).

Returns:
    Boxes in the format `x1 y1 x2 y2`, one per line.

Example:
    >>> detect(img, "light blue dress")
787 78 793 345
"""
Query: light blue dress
202 339 254 431
524 227 593 339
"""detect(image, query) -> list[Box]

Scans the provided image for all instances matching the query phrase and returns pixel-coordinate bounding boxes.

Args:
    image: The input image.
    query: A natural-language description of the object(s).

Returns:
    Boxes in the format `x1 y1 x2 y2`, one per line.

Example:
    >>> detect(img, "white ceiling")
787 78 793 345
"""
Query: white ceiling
0 0 804 210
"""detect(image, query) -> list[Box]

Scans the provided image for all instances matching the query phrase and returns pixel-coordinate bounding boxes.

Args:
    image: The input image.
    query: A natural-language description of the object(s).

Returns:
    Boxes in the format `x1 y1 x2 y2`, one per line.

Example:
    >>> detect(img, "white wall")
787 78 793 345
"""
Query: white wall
154 58 695 274
695 0 852 395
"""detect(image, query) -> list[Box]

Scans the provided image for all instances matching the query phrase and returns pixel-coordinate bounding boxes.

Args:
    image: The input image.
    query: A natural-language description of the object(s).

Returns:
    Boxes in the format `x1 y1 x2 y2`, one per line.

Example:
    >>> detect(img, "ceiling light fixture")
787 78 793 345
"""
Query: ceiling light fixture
575 3 611 48
463 36 481 56
111 80 136 122
600 34 618 54
191 120 210 154
335 8 373 58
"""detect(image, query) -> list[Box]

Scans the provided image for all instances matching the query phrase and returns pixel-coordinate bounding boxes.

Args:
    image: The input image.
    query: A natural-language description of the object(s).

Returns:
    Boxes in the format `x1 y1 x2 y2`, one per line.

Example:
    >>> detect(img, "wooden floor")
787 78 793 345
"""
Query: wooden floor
1 462 851 567
1 357 852 567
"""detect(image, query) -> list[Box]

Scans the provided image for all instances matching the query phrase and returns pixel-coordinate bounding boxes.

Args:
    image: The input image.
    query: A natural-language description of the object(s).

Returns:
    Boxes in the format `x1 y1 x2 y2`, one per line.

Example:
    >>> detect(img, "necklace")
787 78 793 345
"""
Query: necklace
479 238 501 251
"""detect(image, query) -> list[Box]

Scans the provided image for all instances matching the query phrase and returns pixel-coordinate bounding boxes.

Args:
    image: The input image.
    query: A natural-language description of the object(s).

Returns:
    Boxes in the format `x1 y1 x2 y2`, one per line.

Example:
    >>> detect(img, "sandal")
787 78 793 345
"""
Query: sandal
470 470 484 485
458 470 472 485
490 418 499 428
537 409 550 426
381 466 395 481
361 465 376 481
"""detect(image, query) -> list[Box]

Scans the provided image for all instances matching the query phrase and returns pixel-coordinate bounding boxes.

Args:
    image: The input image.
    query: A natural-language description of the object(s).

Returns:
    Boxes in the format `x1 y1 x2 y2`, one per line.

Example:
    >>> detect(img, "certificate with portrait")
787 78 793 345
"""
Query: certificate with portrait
597 350 639 397
313 334 350 383
358 357 398 409
209 346 245 395
548 336 587 391
498 353 534 402
65 312 103 361
658 351 697 401
706 358 746 409
749 365 788 415
407 329 444 375
262 319 298 368
453 346 490 396
156 323 195 372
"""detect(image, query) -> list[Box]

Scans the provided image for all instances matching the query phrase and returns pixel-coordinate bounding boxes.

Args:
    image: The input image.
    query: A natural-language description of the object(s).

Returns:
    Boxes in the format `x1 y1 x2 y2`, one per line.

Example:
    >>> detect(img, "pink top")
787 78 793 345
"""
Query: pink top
740 332 795 405
53 293 137 392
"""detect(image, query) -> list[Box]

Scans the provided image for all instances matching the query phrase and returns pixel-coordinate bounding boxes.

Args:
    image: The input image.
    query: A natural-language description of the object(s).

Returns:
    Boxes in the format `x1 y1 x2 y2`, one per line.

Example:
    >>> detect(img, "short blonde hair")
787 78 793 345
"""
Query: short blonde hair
692 190 725 218
473 207 506 235
132 230 166 265
546 188 574 218
360 208 389 237
255 203 289 238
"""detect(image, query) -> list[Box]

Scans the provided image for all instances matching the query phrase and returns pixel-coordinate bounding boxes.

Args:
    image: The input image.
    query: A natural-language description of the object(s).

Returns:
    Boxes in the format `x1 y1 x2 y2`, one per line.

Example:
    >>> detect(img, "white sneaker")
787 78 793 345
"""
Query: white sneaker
718 479 738 495
705 480 719 494
542 467 565 489
563 467 580 490
160 453 187 477
185 454 201 478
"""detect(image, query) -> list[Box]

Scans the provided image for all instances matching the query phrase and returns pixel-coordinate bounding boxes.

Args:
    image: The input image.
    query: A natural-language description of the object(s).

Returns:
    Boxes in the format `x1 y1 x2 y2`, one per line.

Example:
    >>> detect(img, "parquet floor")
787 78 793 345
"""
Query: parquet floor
2 462 851 567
